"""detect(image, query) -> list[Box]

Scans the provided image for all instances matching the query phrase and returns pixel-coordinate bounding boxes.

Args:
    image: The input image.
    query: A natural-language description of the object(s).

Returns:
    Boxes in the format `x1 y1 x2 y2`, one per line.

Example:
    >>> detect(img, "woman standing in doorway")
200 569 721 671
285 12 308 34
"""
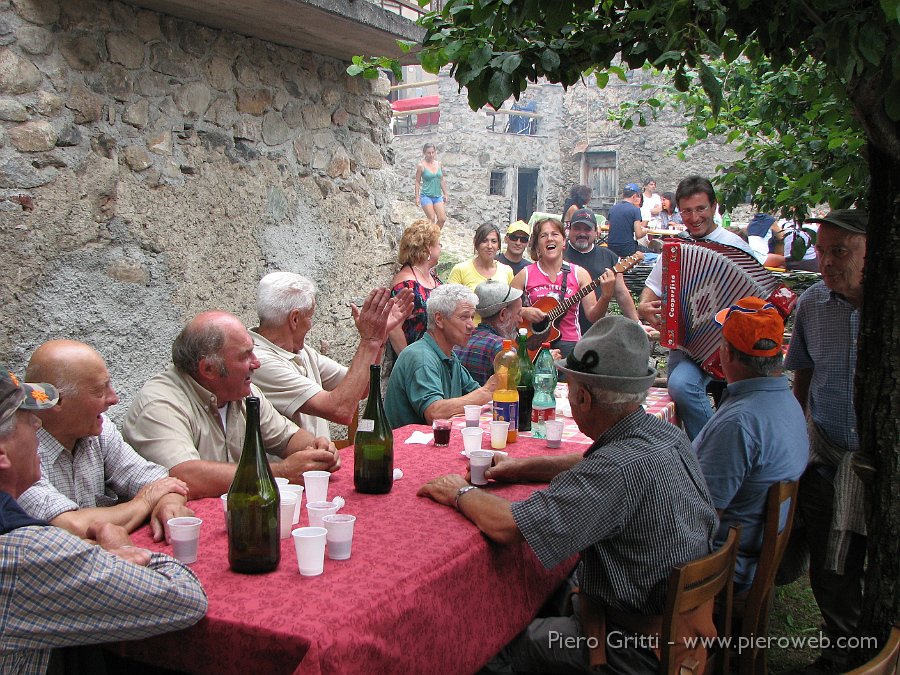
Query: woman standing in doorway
415 143 448 227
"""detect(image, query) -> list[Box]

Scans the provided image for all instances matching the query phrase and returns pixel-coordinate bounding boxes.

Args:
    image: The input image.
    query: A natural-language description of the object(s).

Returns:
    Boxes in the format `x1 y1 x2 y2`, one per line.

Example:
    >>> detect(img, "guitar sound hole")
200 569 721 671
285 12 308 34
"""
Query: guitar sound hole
532 317 549 334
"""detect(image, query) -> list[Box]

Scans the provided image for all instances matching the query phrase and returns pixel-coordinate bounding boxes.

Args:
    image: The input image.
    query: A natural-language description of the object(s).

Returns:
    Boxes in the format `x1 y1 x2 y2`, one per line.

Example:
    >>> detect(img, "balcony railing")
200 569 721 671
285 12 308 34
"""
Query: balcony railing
371 0 442 19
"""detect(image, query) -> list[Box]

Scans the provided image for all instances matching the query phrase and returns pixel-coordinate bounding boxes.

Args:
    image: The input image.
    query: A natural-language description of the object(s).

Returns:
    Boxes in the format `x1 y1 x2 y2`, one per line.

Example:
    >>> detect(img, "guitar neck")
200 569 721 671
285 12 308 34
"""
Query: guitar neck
546 253 644 321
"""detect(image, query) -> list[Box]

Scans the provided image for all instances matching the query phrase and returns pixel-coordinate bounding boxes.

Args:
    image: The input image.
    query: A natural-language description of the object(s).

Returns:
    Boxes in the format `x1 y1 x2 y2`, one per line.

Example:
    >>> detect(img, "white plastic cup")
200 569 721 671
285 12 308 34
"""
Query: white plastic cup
220 493 228 512
303 470 330 504
322 514 356 560
461 427 483 454
292 526 327 576
279 492 299 539
274 477 290 487
469 450 494 486
545 420 565 448
167 516 202 564
463 405 482 428
306 500 339 528
279 484 305 524
490 421 510 450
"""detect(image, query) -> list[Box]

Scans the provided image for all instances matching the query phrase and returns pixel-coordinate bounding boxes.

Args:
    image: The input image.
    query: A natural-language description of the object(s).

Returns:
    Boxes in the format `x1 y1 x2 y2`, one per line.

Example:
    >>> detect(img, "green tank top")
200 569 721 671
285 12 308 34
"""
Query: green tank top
421 165 443 197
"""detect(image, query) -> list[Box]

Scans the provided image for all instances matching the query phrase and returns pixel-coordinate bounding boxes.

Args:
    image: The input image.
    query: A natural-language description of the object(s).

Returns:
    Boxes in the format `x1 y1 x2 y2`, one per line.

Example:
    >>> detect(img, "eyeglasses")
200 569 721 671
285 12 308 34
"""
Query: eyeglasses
679 205 711 217
507 234 529 243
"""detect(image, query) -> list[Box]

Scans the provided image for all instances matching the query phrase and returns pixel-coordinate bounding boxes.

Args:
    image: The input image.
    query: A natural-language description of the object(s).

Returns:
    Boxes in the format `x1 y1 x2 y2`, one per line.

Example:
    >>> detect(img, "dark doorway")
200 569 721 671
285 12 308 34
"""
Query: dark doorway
517 168 539 222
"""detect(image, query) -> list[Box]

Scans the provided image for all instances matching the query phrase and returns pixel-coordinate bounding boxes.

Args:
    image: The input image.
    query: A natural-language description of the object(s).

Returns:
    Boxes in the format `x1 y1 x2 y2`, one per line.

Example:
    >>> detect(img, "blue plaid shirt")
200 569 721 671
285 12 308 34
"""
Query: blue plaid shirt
785 281 860 451
0 492 207 674
455 323 504 385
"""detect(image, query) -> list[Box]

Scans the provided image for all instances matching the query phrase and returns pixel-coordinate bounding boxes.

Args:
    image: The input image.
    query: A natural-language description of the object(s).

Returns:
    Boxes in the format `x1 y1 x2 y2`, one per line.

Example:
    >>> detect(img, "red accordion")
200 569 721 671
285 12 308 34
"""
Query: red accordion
660 239 797 379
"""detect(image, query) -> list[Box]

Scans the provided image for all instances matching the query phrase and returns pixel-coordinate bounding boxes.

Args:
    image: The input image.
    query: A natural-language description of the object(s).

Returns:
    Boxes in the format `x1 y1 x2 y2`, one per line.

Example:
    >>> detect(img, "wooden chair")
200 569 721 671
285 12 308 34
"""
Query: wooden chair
333 407 360 450
660 526 740 675
733 480 799 675
845 624 900 675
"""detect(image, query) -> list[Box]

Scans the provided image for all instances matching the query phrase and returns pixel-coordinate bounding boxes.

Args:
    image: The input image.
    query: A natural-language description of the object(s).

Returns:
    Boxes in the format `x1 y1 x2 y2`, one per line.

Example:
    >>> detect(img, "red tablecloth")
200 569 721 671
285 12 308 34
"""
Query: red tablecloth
117 431 576 675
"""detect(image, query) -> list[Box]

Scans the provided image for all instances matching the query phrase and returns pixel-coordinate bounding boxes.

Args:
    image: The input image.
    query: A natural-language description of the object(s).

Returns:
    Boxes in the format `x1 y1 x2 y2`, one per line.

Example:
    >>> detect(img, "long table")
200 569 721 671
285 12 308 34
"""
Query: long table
116 429 579 675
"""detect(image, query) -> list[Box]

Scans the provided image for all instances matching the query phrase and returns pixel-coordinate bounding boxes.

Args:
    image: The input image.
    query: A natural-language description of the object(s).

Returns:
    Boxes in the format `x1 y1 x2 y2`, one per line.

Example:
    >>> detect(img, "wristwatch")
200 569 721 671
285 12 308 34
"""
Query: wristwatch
455 484 479 510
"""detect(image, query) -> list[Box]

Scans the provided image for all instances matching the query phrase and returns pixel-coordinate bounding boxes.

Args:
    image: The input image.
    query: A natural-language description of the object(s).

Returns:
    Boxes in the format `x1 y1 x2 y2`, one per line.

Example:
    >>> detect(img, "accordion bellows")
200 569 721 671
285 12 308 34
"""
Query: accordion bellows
660 239 797 379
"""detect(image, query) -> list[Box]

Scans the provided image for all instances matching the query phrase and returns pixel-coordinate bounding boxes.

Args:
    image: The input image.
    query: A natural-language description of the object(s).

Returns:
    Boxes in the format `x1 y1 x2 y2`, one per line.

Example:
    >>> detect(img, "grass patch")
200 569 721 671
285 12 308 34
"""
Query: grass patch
765 574 824 673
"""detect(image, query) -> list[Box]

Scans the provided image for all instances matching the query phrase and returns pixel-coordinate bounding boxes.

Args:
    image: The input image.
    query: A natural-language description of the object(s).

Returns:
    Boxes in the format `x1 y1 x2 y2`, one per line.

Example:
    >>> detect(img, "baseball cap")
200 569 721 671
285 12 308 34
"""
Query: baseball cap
805 208 867 235
0 369 58 428
507 220 530 236
570 209 597 228
624 183 641 197
714 297 784 357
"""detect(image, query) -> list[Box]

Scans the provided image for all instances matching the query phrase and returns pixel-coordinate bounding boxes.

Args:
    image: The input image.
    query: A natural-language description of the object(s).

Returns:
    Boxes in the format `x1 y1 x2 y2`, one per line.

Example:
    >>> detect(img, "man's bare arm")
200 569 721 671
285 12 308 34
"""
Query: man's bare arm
423 378 496 423
792 368 812 414
417 474 523 544
638 287 663 329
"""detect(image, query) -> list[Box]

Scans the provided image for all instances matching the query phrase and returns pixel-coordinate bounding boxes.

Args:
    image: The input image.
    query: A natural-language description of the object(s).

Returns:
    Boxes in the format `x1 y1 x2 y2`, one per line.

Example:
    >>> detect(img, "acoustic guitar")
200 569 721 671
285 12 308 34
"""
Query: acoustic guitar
521 252 644 359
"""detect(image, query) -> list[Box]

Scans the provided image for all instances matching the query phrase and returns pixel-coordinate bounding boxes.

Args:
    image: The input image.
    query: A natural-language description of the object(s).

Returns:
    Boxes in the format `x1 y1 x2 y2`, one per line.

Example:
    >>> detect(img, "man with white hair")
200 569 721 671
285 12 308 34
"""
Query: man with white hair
385 284 496 428
419 316 717 673
251 273 413 440
124 311 340 498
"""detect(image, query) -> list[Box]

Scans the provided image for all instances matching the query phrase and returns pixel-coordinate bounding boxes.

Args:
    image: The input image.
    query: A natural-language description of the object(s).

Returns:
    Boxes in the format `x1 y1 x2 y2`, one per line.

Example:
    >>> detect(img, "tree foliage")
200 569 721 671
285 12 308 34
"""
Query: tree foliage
611 58 867 219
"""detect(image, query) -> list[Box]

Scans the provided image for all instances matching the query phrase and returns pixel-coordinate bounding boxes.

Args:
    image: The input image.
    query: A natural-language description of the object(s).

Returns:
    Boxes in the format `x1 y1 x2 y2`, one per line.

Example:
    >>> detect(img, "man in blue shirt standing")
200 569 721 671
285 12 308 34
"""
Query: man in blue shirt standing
784 209 867 673
385 284 496 428
606 183 649 258
692 296 808 592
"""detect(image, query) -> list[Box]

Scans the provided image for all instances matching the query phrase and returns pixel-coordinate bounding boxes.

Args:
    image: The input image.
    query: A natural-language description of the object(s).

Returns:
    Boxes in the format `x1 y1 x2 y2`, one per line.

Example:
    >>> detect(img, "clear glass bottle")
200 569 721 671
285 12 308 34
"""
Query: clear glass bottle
531 342 557 439
492 339 520 443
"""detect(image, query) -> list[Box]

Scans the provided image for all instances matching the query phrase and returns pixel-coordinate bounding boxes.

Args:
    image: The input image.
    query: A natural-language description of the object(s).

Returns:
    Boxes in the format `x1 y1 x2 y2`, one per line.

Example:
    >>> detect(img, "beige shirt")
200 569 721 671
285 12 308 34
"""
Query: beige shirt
123 365 298 469
250 330 347 441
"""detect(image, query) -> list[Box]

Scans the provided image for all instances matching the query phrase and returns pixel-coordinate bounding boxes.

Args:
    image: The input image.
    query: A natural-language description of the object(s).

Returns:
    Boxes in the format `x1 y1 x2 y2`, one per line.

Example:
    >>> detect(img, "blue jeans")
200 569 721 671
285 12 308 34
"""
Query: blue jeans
667 350 713 440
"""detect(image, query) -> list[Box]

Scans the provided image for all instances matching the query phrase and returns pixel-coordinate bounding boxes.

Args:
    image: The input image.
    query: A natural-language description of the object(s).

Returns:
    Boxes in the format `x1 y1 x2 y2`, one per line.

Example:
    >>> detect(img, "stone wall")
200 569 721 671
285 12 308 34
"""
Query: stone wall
0 0 401 422
391 68 742 232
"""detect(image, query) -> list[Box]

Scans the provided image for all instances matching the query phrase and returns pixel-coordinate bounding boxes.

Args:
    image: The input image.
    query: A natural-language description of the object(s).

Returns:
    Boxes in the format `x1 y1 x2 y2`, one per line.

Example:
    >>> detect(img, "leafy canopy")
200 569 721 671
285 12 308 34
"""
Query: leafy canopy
611 58 867 218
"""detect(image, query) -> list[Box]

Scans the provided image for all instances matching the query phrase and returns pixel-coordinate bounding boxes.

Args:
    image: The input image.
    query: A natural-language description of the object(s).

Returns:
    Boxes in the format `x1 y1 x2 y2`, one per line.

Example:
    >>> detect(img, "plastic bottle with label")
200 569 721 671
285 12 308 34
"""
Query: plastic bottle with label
492 339 520 444
531 342 557 439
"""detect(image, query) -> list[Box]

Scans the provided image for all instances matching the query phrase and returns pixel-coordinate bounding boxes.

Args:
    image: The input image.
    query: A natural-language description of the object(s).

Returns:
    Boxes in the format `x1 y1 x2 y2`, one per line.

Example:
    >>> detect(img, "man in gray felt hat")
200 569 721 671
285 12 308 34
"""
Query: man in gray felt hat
456 280 524 385
419 316 718 673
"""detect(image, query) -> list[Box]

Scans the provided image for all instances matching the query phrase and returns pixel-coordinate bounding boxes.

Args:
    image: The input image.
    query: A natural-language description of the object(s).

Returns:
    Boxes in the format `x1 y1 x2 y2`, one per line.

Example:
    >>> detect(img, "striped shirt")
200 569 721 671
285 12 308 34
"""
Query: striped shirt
0 492 207 675
512 409 717 613
17 418 168 522
784 281 860 451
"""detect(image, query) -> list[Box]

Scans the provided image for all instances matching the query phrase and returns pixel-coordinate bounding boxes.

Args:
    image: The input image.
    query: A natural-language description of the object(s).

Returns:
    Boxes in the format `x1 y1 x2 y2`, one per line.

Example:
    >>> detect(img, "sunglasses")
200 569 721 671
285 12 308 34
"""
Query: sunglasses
507 234 529 243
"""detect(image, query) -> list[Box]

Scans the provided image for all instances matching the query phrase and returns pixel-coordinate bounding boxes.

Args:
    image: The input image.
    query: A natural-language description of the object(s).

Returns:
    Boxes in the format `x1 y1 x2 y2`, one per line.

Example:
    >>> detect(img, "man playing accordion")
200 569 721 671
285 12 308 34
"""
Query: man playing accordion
637 176 756 439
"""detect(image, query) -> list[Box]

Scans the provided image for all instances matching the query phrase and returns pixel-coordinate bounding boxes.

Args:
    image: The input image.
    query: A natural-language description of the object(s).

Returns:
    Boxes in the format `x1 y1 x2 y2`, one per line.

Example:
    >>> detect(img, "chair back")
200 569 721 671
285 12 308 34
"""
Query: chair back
845 624 900 675
737 480 799 675
660 526 740 675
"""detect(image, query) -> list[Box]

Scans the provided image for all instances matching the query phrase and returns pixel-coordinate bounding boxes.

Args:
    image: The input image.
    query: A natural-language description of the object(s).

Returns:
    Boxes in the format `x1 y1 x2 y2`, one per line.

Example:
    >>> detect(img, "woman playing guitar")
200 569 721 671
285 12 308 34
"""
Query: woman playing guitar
511 218 617 358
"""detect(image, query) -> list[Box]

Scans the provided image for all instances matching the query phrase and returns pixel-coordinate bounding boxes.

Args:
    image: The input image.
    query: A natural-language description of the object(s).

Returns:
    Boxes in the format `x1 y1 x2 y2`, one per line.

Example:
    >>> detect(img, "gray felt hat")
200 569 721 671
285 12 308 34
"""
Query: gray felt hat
555 316 657 393
805 208 867 235
474 280 523 318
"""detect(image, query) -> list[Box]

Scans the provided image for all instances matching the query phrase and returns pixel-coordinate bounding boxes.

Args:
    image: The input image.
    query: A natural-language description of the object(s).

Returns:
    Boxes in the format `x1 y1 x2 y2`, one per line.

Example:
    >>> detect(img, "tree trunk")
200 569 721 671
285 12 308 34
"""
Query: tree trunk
855 138 900 663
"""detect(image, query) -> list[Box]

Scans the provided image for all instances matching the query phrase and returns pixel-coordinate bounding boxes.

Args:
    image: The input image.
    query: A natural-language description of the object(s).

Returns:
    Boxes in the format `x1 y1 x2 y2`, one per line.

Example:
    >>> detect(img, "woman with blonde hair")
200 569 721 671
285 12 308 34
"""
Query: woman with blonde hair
389 219 443 353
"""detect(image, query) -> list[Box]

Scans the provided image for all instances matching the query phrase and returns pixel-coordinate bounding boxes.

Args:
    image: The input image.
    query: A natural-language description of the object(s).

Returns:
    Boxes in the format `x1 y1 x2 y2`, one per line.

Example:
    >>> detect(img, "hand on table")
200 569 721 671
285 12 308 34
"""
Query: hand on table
279 438 341 482
417 474 469 508
88 522 151 566
151 493 193 543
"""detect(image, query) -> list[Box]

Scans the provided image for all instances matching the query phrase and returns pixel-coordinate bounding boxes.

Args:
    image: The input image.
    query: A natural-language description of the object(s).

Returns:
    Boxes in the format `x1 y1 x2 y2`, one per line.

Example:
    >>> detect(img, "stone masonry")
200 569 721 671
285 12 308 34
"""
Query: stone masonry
0 0 402 423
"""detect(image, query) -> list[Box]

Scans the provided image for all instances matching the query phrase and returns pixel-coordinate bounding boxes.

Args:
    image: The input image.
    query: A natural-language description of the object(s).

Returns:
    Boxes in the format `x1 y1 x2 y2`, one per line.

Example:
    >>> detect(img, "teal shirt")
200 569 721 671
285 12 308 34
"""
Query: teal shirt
421 165 443 198
385 333 480 429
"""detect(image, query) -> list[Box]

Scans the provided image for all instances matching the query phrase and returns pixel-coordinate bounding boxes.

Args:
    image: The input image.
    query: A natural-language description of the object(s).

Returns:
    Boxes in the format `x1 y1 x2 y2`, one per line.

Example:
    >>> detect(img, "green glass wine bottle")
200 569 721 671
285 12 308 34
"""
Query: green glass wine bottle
226 396 280 573
354 364 393 494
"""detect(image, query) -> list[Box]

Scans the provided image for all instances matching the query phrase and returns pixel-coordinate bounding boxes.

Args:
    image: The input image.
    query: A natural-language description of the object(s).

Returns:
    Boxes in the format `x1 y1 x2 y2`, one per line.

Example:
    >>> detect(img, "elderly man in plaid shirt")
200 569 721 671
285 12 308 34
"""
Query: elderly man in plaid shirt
0 369 207 675
17 340 192 542
420 316 717 673
456 280 524 385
